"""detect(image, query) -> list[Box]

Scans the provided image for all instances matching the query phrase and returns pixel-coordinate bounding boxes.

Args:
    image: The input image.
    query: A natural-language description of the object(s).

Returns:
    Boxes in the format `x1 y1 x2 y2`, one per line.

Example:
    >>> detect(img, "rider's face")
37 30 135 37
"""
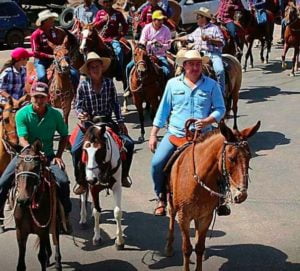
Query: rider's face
183 60 202 78
153 18 163 29
102 0 112 8
87 60 103 80
31 95 49 110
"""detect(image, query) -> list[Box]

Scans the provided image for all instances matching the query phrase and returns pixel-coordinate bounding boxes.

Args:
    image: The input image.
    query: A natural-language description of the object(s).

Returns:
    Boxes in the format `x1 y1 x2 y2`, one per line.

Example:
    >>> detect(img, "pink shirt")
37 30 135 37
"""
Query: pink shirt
139 23 171 57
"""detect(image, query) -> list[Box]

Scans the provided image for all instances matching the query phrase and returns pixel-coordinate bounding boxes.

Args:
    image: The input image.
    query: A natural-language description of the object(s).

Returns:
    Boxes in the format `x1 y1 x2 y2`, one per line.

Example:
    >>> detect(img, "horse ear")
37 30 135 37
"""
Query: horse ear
62 35 69 47
220 120 236 142
239 121 261 139
47 40 56 50
32 139 43 153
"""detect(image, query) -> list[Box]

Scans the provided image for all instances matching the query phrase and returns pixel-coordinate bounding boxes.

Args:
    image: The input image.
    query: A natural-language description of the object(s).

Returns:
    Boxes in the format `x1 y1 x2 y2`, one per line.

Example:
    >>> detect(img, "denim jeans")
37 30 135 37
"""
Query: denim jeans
34 58 79 89
281 18 287 40
151 133 176 198
226 22 240 44
206 52 225 96
0 156 72 216
126 60 134 87
111 40 124 80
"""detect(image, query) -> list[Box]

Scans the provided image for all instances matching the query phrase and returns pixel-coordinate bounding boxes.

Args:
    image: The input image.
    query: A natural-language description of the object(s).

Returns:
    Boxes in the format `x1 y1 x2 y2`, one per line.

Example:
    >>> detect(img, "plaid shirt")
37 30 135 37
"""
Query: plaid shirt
0 66 26 100
74 3 99 24
217 0 245 23
75 77 124 122
188 23 225 54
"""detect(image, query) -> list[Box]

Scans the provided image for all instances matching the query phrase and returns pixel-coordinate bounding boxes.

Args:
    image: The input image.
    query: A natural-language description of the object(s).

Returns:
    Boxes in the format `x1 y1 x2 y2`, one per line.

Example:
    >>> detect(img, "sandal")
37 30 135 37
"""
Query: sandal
154 201 166 216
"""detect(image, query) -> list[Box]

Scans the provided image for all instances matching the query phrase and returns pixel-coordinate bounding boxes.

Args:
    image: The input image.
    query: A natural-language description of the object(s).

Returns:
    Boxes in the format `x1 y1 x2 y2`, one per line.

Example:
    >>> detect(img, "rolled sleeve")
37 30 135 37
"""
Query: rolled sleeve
209 82 226 122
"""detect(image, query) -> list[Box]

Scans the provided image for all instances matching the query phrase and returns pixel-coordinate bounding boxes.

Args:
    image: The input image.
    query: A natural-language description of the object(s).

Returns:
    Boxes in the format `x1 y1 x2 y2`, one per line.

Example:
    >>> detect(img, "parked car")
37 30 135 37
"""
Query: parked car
0 0 31 48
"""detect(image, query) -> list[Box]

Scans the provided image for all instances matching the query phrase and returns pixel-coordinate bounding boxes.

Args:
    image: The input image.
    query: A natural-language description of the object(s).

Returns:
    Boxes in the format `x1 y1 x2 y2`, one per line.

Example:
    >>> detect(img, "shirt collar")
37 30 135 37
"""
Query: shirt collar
12 66 20 74
29 104 50 115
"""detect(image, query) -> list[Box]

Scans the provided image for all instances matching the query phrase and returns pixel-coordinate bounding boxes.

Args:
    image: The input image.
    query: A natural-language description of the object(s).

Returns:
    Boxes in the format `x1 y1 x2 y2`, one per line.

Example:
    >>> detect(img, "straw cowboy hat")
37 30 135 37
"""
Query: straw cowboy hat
193 7 212 19
80 52 111 75
36 9 59 26
176 50 203 66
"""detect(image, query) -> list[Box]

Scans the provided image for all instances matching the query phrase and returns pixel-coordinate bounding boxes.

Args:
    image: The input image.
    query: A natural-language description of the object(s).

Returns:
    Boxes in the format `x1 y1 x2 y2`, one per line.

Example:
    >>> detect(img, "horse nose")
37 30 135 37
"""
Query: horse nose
234 189 248 203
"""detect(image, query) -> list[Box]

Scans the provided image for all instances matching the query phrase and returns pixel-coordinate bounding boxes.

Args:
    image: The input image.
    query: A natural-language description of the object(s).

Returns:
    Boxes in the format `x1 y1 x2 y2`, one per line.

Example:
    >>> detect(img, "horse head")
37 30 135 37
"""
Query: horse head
0 97 18 146
15 140 44 206
285 4 299 24
133 43 148 80
83 123 108 185
219 120 261 204
48 41 70 74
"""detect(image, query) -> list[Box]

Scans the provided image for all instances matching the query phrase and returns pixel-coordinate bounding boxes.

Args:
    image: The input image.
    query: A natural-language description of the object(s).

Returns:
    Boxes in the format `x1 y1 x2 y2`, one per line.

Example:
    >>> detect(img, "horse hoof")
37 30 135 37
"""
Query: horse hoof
202 250 209 261
138 136 145 143
289 73 295 77
122 107 128 114
79 222 88 230
93 238 102 246
115 243 125 250
250 64 254 68
242 68 246 73
264 60 268 64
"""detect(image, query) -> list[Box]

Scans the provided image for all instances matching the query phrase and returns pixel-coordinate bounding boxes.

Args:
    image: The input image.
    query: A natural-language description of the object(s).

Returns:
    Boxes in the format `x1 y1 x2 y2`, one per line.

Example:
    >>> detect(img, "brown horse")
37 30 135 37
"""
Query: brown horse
281 4 300 76
234 8 274 72
165 120 260 271
129 43 168 142
14 141 63 271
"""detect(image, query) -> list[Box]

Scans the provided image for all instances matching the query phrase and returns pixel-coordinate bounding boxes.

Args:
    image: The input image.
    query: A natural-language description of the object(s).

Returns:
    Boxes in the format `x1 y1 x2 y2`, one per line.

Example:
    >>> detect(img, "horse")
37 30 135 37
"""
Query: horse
129 43 169 142
165 119 261 271
79 123 125 249
281 4 300 76
14 141 64 271
234 8 274 72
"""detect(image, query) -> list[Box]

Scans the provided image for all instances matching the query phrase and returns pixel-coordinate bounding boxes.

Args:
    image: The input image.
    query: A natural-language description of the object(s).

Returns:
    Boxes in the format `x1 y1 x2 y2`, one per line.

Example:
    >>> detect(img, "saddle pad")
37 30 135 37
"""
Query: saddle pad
169 135 189 147
106 128 126 161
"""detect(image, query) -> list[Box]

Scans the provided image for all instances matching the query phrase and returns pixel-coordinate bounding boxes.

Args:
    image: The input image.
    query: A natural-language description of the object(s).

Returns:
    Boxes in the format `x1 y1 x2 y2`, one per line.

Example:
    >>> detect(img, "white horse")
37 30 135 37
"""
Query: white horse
79 124 124 249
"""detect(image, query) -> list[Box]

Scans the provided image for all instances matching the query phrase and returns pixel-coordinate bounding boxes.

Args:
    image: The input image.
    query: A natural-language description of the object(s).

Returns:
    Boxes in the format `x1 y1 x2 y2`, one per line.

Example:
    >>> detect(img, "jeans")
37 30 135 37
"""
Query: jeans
71 122 134 181
126 60 134 87
151 133 176 198
111 40 124 80
206 52 225 96
0 156 72 216
34 58 79 89
226 22 240 45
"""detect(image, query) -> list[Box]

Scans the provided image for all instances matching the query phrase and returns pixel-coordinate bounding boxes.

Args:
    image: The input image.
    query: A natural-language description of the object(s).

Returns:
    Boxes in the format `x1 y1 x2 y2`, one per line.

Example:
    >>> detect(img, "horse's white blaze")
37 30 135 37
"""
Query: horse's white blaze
92 207 101 245
79 192 87 224
85 145 99 181
79 28 90 53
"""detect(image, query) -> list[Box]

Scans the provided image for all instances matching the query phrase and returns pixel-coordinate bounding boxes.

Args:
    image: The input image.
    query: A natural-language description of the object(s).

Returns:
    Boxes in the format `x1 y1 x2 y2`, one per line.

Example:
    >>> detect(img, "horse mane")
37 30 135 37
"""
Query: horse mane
84 126 105 143
195 128 221 144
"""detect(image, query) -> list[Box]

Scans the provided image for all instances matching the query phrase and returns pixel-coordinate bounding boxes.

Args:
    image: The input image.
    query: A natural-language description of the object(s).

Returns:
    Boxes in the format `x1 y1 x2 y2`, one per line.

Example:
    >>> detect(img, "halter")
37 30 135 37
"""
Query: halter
53 55 70 74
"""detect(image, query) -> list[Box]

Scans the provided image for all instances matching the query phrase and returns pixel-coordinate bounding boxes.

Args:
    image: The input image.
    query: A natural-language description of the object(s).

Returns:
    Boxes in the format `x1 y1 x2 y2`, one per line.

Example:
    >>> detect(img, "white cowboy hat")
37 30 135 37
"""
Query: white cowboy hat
193 7 212 19
80 52 111 75
36 10 59 26
176 50 203 66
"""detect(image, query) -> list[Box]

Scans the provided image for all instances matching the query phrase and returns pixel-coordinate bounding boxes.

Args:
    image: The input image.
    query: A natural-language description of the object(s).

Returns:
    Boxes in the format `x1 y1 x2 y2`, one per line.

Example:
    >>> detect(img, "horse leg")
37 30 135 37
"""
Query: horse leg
260 39 265 63
16 229 28 271
243 40 253 72
135 98 145 143
178 214 193 271
112 171 125 250
165 197 176 257
91 187 101 245
194 215 213 271
79 191 88 229
38 233 48 271
290 47 299 77
54 225 62 271
281 43 289 69
45 234 52 267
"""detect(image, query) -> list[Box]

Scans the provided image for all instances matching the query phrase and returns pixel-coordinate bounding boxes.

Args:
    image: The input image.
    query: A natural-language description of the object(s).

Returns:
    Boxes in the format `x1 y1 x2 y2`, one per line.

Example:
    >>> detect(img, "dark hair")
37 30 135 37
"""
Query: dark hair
0 58 17 74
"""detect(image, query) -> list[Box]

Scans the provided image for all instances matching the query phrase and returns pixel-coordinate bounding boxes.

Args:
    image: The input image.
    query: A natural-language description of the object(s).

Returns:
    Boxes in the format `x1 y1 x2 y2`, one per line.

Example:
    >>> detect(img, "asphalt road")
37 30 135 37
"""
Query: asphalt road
0 26 299 271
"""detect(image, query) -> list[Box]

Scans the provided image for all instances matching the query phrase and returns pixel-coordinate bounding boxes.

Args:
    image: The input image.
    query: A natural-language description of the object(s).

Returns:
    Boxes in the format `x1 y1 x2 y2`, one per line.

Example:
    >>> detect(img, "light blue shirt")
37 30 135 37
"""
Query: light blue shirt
74 4 99 24
153 74 225 137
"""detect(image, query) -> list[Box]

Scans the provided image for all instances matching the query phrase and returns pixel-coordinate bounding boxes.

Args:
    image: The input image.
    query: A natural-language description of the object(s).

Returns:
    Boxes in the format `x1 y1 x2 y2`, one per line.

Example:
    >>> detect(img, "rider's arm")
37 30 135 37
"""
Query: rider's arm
19 137 30 148
110 81 124 123
74 81 85 115
210 82 226 122
0 70 12 98
30 30 53 60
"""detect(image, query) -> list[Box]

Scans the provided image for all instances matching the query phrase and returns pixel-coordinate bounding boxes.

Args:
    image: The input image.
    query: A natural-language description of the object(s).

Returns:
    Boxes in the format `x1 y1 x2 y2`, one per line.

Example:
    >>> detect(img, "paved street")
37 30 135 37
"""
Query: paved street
0 26 299 271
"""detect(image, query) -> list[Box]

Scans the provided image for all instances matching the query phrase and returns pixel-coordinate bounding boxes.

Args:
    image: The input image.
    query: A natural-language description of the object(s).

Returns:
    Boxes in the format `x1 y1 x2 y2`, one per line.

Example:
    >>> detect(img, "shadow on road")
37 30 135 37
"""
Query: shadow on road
206 244 300 271
63 259 138 271
239 86 300 104
249 131 290 156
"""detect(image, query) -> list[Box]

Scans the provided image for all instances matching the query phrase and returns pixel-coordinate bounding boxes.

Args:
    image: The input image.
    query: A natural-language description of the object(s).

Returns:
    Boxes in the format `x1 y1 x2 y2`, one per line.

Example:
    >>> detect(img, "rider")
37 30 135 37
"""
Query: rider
30 9 79 87
148 50 226 216
71 52 134 195
94 0 129 81
175 7 226 96
0 48 32 110
125 10 172 96
137 0 172 17
216 0 246 57
72 0 99 37
0 82 72 234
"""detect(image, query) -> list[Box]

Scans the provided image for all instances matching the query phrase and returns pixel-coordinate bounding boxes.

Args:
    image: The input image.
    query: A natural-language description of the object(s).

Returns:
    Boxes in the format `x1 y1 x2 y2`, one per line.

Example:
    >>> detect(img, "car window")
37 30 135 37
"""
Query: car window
0 3 20 17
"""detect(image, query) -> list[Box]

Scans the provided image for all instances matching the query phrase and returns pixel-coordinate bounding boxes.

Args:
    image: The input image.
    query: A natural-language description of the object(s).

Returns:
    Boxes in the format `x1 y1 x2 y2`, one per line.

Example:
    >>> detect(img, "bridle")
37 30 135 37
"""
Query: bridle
53 46 70 74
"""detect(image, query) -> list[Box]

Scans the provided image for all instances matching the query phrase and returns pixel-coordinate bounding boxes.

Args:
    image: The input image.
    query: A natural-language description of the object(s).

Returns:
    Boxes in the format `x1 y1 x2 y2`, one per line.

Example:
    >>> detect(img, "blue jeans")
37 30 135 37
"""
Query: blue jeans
226 22 239 44
111 40 124 80
126 60 134 87
151 133 176 198
206 52 225 96
0 156 72 216
34 58 79 89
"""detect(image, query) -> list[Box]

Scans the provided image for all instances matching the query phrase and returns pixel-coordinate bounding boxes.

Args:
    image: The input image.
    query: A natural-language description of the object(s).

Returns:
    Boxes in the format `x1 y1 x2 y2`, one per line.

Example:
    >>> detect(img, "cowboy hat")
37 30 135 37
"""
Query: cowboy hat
80 52 111 75
176 50 203 66
193 7 212 19
36 10 58 26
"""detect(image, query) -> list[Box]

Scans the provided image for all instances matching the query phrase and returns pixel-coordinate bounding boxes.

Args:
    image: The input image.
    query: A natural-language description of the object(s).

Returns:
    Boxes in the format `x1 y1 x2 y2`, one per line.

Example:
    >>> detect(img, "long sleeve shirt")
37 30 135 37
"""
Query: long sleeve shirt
75 77 124 123
188 23 225 54
217 0 245 23
94 8 128 42
30 27 65 60
139 23 171 57
153 74 225 137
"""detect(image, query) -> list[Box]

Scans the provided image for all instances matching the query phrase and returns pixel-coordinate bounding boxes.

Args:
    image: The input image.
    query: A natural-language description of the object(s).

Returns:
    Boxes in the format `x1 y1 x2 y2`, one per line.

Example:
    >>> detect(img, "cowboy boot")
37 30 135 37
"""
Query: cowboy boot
121 176 132 188
73 162 88 195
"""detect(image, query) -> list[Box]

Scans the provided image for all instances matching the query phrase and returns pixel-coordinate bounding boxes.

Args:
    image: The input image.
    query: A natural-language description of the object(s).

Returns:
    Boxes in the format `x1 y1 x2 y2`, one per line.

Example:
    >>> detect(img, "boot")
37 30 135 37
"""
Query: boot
121 176 132 188
217 204 231 216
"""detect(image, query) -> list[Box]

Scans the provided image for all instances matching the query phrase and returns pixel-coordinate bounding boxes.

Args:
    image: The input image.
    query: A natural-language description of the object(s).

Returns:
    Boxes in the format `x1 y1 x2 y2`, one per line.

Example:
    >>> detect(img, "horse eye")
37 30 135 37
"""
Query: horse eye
3 118 9 124
84 142 91 148
229 157 236 163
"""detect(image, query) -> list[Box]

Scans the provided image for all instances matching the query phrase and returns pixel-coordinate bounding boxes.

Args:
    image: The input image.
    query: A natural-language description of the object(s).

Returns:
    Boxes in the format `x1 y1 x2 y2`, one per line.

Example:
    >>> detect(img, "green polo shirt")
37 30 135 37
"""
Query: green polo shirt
16 104 68 157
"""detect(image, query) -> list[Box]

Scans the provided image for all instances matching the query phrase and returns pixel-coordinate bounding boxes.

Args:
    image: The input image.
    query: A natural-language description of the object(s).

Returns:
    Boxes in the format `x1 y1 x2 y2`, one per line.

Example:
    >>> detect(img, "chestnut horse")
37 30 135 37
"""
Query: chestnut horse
80 123 125 249
165 120 261 271
14 141 63 271
235 8 274 72
281 4 300 76
129 43 168 142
